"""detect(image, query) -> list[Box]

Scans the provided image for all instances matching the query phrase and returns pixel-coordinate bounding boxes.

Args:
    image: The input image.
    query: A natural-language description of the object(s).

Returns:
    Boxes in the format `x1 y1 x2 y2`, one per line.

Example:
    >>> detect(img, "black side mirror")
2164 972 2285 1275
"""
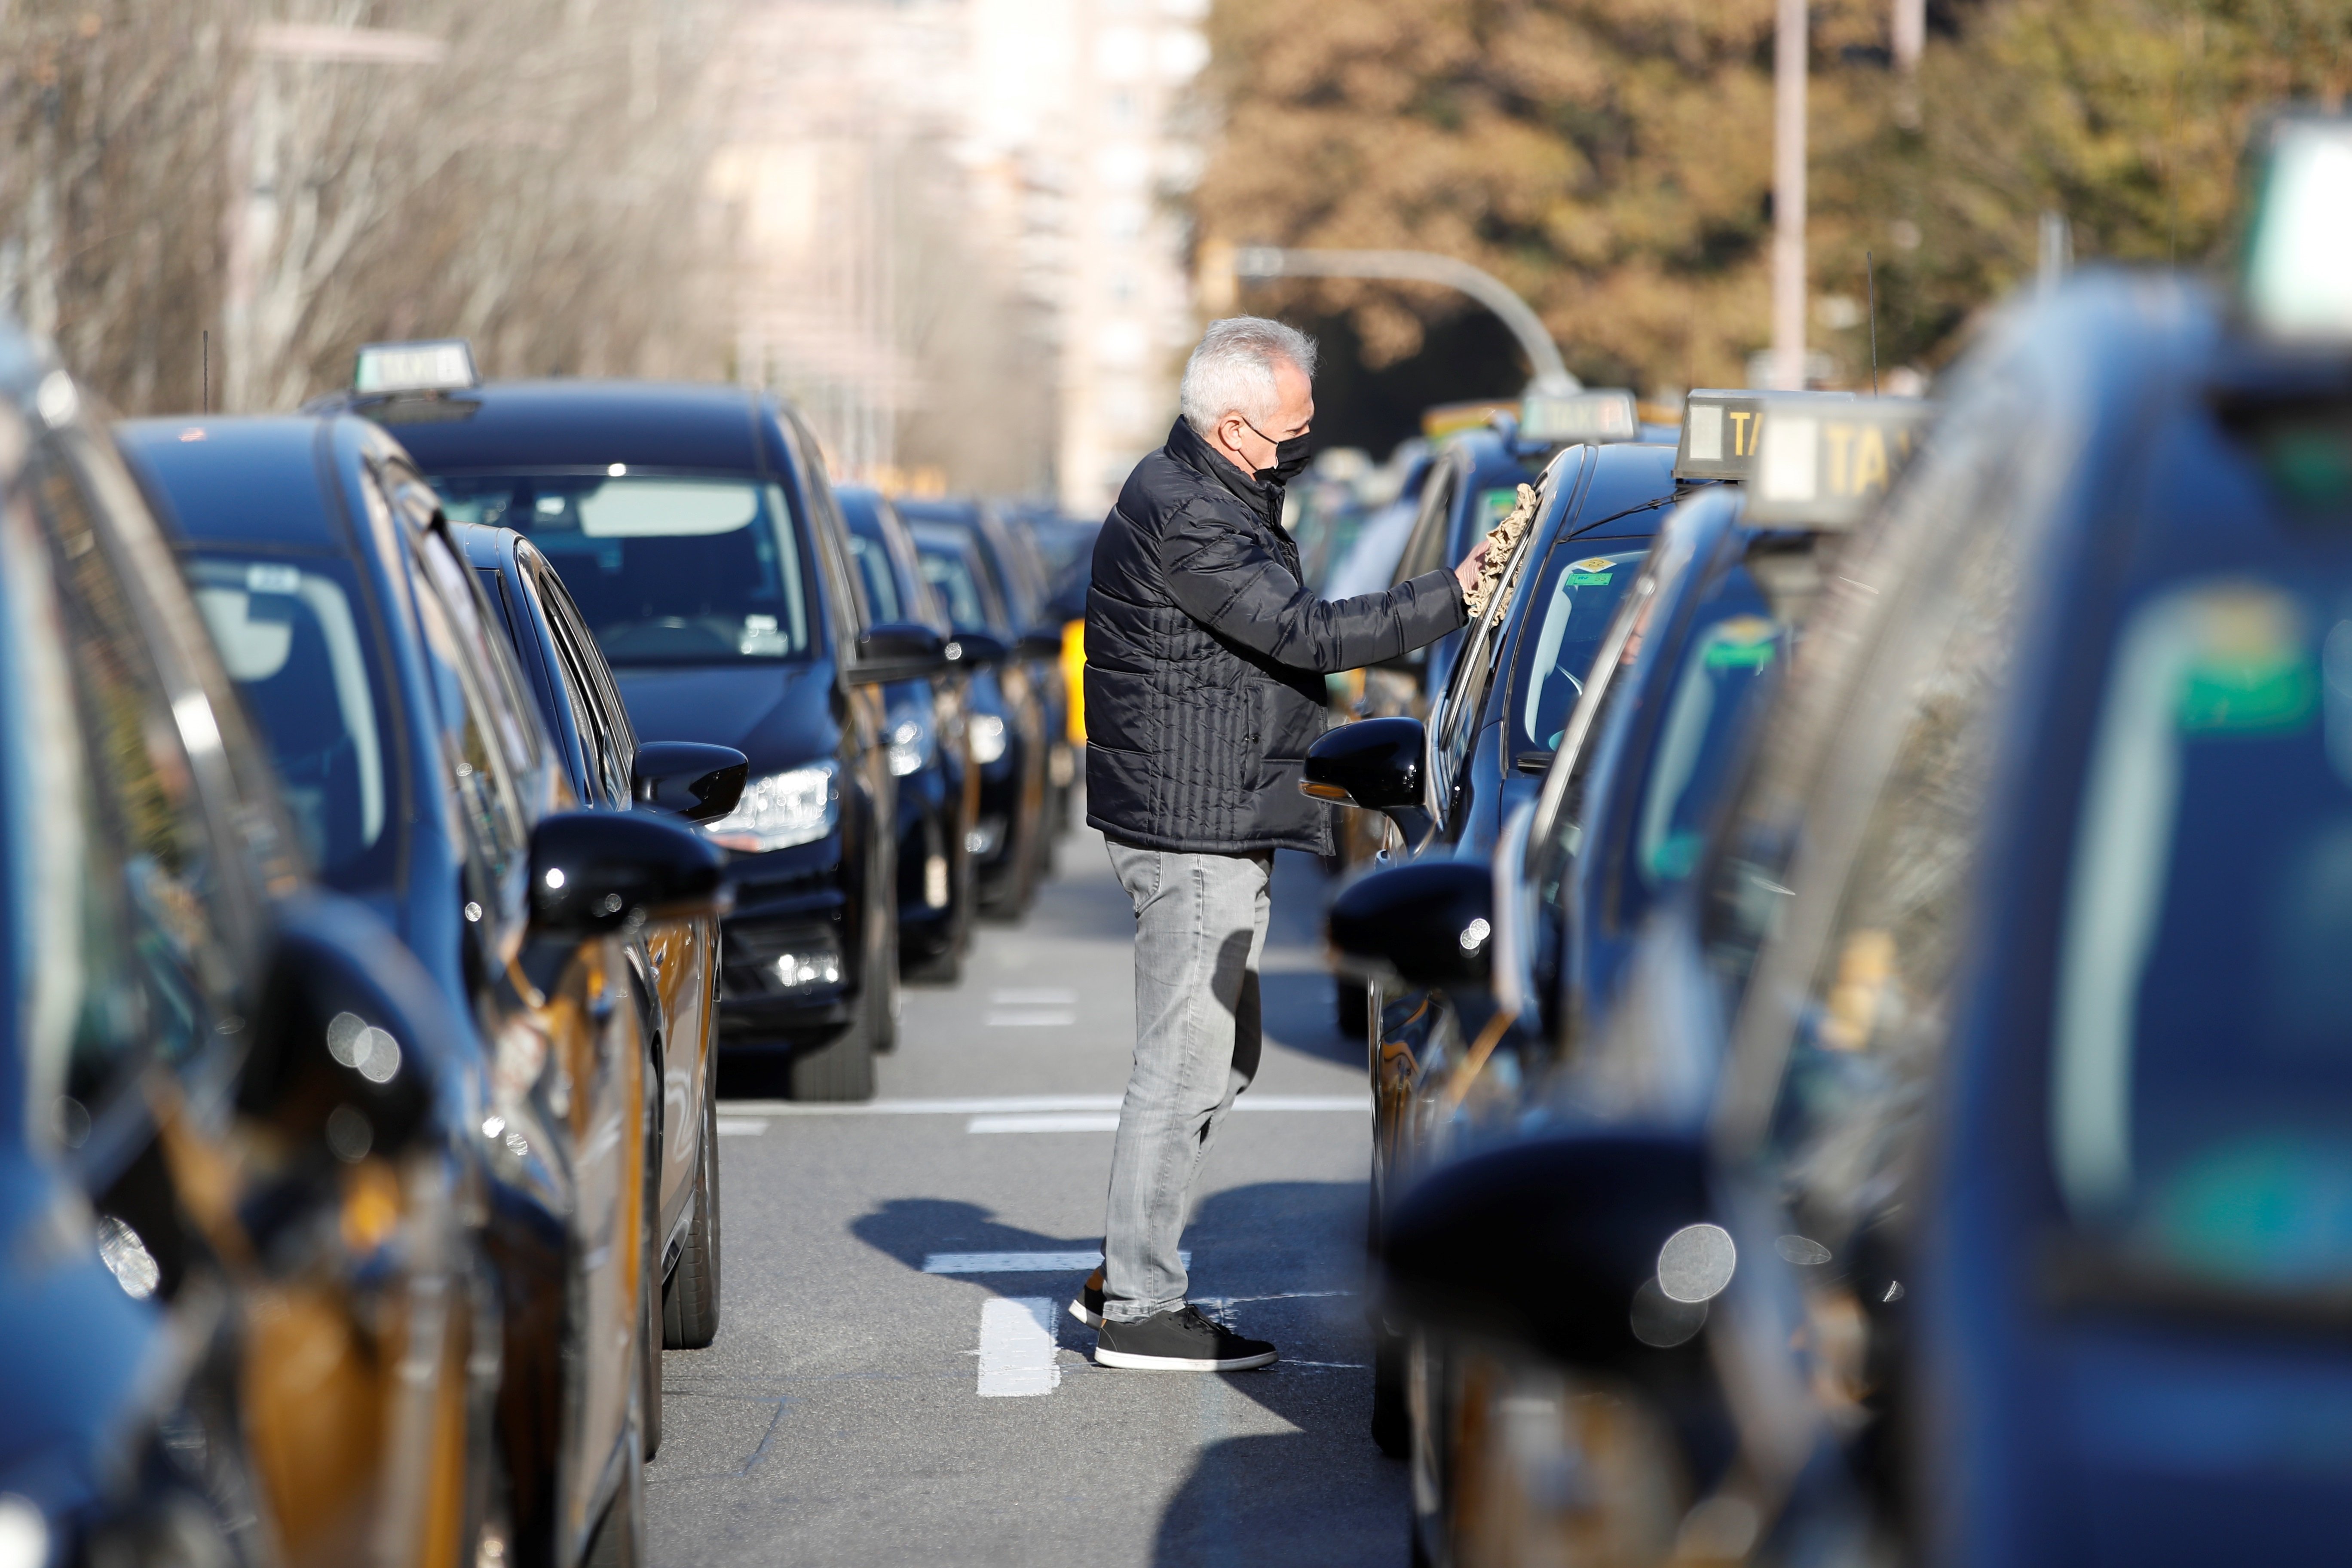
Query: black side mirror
1383 1130 1719 1369
1327 859 1493 996
1017 625 1066 660
851 621 948 684
529 810 731 939
943 629 1008 668
632 741 749 823
236 891 461 1216
1304 717 1425 817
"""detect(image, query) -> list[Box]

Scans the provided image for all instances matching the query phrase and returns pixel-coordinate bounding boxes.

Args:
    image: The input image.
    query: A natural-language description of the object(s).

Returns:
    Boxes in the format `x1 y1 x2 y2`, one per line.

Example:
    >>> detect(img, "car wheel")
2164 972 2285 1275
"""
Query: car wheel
662 1059 722 1349
785 994 878 1102
902 939 960 986
870 924 900 1054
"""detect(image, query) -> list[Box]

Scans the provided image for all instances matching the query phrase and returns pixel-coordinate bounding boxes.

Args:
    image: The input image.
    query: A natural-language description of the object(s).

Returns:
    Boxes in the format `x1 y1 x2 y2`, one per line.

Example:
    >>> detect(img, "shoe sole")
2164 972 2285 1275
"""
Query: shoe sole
1068 1298 1104 1329
1093 1347 1277 1372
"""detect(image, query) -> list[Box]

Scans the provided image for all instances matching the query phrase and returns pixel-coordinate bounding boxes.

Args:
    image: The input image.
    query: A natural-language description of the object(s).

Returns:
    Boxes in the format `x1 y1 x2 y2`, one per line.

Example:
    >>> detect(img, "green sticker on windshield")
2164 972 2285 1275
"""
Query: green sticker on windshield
1479 488 1521 531
2174 589 2315 735
1701 615 1779 670
1563 572 1612 586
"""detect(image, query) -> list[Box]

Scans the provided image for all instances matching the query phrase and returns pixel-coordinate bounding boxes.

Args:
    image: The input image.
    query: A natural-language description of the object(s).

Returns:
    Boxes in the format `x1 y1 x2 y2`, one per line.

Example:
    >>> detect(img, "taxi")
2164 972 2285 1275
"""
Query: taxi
320 352 943 1102
119 410 728 1567
457 521 746 1350
1369 116 2352 1568
837 485 992 985
1 332 494 1568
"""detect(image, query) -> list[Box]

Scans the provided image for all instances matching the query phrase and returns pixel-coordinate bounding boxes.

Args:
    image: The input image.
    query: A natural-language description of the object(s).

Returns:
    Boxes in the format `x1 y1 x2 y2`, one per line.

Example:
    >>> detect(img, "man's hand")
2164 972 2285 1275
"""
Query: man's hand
1454 536 1494 596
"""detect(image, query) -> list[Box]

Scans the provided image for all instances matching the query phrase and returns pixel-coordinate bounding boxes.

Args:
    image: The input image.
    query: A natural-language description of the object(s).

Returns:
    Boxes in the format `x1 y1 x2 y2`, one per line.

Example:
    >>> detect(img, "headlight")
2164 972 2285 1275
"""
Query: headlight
886 699 935 778
702 762 839 852
969 713 1008 766
0 1495 47 1568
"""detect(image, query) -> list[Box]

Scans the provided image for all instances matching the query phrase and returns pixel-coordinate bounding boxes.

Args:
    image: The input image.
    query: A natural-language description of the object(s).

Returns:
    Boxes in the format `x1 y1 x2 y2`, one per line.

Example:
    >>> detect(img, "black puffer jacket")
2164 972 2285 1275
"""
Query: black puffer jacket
1085 418 1467 854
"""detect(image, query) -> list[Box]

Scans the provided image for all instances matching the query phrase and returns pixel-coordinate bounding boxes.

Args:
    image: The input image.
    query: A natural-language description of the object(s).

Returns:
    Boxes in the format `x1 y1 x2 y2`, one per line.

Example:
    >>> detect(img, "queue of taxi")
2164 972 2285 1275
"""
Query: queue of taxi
0 325 1084 1566
1316 113 2352 1568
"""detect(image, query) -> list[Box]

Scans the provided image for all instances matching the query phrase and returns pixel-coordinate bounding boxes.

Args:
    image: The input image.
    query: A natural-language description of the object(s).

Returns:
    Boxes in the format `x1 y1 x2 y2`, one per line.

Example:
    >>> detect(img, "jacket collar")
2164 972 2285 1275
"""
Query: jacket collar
1164 416 1281 524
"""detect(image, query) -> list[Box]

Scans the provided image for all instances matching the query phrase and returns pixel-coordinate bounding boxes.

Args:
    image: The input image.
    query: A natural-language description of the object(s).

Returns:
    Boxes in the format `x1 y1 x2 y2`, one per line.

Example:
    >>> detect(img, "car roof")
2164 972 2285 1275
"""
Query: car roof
116 414 386 551
336 380 768 474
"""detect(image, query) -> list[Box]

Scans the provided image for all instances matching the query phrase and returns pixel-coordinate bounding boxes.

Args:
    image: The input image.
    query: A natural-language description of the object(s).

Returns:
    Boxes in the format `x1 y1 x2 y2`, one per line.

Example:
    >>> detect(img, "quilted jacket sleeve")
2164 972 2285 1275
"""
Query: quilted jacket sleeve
1158 499 1466 674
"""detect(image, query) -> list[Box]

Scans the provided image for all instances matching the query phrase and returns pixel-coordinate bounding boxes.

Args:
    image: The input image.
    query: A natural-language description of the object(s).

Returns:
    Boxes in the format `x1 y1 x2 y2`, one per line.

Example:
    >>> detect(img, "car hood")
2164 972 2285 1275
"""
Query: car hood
612 662 839 777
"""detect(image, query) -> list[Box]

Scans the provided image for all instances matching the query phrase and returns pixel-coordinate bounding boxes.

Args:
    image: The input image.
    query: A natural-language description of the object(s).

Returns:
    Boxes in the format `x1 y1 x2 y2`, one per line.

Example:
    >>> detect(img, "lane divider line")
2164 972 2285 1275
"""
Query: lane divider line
983 1011 1077 1027
715 1118 770 1137
717 1094 1368 1117
924 1250 1188 1274
977 1298 1060 1397
968 1112 1119 1133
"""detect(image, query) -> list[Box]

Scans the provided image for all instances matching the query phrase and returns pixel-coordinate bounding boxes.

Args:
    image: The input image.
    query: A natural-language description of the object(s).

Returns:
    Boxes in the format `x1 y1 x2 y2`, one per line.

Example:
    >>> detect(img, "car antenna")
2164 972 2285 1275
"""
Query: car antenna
1865 252 1879 395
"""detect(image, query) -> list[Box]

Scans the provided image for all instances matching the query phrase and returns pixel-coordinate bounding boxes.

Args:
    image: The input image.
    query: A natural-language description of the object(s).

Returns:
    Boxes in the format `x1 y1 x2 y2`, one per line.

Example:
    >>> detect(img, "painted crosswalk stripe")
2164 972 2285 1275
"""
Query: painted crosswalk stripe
716 1094 1366 1117
715 1118 770 1136
968 1112 1120 1133
923 1250 1186 1274
977 1298 1060 1397
984 1010 1076 1027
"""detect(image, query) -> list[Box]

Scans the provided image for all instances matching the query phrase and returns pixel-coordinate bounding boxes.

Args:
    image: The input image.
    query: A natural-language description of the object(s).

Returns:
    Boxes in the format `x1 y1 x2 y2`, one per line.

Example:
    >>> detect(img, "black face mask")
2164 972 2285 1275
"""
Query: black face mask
1243 418 1313 485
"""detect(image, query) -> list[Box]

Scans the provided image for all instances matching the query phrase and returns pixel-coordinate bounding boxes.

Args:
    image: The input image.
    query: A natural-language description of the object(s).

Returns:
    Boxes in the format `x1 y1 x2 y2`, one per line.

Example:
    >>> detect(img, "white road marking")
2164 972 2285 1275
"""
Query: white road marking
984 1010 1076 1027
990 988 1078 1005
968 1112 1120 1133
977 1298 1060 1397
923 1250 1187 1274
717 1094 1367 1117
714 1118 770 1137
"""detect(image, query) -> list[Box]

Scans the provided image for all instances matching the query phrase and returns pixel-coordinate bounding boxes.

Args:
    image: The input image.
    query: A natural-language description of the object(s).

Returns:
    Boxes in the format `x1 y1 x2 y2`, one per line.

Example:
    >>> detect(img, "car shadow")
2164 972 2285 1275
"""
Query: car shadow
1259 968 1363 1069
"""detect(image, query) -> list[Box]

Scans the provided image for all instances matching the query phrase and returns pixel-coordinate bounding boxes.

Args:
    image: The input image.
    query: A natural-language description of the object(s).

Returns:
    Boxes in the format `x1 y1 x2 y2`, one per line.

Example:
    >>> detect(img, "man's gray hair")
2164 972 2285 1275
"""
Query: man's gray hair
1179 316 1318 437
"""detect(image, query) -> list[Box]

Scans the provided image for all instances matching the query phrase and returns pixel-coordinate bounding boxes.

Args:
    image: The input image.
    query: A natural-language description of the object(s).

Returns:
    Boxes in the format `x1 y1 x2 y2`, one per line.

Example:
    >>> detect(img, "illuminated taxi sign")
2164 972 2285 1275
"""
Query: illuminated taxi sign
353 338 478 395
1746 395 1933 529
2241 113 2352 341
1518 389 1638 445
1672 389 1862 481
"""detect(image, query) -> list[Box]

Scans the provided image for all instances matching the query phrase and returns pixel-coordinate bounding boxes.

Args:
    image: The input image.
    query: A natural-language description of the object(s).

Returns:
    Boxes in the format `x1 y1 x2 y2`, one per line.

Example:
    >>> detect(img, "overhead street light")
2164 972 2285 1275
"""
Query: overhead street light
1227 245 1580 395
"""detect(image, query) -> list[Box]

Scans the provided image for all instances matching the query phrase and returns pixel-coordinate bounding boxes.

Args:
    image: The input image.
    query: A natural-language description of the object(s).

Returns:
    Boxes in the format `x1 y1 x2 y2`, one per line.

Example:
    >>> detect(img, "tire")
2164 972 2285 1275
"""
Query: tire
870 925 900 1054
902 940 960 986
1371 1327 1410 1458
786 988 878 1102
1336 978 1370 1043
662 1060 722 1349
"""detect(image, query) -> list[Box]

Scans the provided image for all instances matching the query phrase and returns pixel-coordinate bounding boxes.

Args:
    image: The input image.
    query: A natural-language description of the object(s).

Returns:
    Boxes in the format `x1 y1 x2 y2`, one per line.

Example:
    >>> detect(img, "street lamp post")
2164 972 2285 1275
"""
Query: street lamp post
1226 245 1579 395
1771 0 1809 391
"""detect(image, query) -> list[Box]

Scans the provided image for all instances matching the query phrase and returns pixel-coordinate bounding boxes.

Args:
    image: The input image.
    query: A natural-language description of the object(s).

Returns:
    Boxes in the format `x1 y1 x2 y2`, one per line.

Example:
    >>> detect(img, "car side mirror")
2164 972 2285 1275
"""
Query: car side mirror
851 620 948 684
943 629 1007 668
1016 625 1066 660
632 741 749 823
530 809 731 939
1383 1130 1718 1371
235 893 461 1231
1326 860 1493 999
1303 715 1428 835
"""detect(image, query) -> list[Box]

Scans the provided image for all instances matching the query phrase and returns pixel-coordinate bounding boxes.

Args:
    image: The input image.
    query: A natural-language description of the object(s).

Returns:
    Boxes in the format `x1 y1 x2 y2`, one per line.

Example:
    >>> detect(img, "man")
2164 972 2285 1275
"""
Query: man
1076 316 1490 1370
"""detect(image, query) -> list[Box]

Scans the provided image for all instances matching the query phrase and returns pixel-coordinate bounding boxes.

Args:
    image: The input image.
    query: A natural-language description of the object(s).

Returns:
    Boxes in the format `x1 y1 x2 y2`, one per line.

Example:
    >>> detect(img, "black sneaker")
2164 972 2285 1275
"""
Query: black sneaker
1094 1305 1277 1371
1068 1265 1106 1329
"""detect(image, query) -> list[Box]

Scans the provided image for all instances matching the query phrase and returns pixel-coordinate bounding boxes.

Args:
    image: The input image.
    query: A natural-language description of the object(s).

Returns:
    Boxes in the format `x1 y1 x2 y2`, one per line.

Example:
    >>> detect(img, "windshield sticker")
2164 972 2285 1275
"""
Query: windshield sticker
2176 587 2315 735
1562 555 1617 586
1703 615 1779 670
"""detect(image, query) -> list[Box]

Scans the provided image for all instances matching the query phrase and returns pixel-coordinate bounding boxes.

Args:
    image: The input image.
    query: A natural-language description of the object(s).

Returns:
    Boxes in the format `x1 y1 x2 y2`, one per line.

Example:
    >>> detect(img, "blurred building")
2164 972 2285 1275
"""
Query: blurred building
708 0 1207 510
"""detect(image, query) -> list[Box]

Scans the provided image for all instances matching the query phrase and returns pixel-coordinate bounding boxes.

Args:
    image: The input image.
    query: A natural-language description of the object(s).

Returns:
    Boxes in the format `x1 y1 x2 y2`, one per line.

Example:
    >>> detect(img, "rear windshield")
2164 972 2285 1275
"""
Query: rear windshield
433 473 812 666
2051 416 2352 1300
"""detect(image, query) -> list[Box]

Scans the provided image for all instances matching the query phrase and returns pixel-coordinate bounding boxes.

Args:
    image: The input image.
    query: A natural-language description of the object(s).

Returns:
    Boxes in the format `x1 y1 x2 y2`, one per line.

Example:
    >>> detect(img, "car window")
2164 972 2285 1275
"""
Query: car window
916 539 998 634
539 568 632 809
435 473 813 667
406 516 534 929
848 532 903 623
1394 459 1459 586
1511 548 1649 756
187 553 395 888
1623 605 1785 904
19 437 251 1146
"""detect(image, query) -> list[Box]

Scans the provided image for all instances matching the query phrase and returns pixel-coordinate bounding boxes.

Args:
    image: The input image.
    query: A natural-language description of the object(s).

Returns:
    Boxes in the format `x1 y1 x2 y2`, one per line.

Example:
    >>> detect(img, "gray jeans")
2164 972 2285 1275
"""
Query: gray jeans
1100 840 1270 1322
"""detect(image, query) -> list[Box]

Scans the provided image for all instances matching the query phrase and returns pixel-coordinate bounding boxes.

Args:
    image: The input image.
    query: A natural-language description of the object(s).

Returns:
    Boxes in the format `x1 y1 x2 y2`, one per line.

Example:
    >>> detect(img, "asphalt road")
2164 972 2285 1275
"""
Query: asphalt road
648 823 1409 1568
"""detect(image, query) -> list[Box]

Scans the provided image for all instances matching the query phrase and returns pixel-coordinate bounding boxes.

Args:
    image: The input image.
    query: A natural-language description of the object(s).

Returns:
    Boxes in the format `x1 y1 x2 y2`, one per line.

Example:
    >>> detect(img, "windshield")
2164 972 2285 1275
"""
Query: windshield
186 554 395 888
1512 549 1647 755
2053 575 2352 1295
433 473 812 666
1630 611 1785 891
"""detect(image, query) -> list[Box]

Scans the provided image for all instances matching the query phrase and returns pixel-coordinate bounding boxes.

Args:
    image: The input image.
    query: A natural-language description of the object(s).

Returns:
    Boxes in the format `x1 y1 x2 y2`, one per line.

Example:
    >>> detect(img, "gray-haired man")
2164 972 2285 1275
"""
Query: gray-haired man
1074 317 1489 1369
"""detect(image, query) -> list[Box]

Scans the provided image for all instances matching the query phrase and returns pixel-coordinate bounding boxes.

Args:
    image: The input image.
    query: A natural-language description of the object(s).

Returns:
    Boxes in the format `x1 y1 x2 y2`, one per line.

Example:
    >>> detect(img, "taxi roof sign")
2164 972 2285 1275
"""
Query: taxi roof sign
1745 394 1933 529
1671 388 1852 481
353 339 478 395
1518 389 1639 445
2241 113 2352 342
